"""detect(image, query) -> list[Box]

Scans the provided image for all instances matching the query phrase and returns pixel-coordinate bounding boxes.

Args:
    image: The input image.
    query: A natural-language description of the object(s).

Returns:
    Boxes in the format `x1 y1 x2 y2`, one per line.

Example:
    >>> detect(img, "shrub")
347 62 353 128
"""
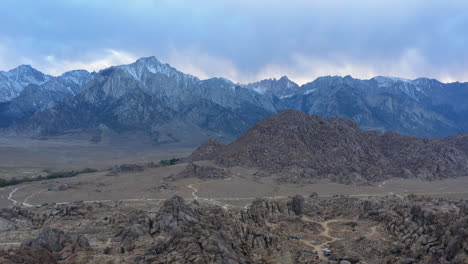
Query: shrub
159 158 180 166
79 168 98 174
0 178 8 187
0 168 99 187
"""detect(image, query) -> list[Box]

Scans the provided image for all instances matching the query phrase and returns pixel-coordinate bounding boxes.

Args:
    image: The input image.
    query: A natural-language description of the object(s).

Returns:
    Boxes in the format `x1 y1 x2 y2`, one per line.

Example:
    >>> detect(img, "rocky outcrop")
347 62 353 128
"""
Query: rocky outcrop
0 247 57 264
21 227 90 261
152 196 200 233
111 196 306 263
444 133 468 156
241 198 295 224
107 163 145 176
168 162 230 181
21 227 89 252
1 194 466 263
0 217 14 231
290 195 305 216
361 197 468 263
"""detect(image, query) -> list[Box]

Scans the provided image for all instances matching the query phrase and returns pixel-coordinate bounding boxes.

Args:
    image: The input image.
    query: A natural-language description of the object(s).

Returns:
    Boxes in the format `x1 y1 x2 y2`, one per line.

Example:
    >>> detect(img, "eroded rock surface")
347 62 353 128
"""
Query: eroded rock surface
0 195 466 263
167 162 230 181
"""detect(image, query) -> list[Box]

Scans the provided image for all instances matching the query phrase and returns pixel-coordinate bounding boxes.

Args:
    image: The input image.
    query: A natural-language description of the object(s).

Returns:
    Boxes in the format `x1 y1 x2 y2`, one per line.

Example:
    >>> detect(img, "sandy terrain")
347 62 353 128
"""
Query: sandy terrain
1 137 467 209
1 159 467 208
0 138 466 264
0 136 194 170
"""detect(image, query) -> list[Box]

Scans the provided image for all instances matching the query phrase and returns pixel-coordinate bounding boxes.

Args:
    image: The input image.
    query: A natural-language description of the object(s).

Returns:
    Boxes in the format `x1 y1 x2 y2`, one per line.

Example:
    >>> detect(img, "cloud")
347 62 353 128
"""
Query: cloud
40 50 138 75
1 0 468 83
0 41 36 71
253 49 461 85
164 48 242 82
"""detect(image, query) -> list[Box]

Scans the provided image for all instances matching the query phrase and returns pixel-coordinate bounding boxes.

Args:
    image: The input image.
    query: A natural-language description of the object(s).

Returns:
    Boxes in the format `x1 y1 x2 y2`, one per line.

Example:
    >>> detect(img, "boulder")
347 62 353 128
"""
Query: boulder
0 247 57 264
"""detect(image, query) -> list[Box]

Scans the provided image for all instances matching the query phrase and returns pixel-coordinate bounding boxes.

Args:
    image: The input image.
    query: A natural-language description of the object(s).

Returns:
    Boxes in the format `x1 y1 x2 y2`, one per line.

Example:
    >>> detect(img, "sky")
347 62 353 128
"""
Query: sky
1 0 468 84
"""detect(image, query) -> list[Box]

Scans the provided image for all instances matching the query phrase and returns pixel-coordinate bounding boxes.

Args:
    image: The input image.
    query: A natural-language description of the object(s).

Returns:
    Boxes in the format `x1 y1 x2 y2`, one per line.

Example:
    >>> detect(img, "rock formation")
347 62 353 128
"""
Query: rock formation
0 195 466 263
167 162 230 181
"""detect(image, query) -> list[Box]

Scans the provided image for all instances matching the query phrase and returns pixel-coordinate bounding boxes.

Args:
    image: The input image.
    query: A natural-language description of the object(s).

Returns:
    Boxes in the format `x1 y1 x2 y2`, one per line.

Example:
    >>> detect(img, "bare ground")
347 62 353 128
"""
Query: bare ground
1 160 467 208
1 137 467 209
0 136 193 170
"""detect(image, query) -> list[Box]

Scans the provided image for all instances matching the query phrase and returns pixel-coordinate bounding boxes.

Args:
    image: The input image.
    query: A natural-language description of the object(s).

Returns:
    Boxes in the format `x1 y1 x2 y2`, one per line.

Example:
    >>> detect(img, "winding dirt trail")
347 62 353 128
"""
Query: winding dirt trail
4 174 467 208
22 190 45 207
0 242 21 246
6 187 45 207
187 184 199 199
186 183 233 210
300 217 346 261
298 217 379 261
7 187 23 206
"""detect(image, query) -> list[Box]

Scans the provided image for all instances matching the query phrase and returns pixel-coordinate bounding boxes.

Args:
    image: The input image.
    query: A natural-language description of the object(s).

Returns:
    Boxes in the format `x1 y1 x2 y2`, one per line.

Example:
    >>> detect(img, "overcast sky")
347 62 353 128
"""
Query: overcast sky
1 0 467 84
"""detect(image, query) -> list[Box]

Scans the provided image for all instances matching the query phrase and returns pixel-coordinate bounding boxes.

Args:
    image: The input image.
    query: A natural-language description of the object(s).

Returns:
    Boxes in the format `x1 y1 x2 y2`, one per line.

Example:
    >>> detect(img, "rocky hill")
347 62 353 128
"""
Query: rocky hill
187 138 226 161
207 110 468 184
443 133 468 156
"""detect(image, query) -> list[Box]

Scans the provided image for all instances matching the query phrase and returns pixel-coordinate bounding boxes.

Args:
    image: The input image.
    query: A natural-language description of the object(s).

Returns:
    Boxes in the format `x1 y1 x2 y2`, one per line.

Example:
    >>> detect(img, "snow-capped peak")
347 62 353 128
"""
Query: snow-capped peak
373 76 412 86
117 56 198 84
0 65 53 101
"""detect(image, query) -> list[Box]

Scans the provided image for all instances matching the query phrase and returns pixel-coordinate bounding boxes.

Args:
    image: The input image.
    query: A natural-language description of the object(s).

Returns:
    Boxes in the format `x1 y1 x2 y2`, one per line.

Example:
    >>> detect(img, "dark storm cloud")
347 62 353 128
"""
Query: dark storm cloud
1 0 467 84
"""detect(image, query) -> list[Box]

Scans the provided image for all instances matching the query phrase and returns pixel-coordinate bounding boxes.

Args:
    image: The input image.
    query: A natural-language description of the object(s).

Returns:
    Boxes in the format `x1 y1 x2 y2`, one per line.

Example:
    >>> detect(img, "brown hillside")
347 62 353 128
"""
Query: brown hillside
187 138 226 161
212 110 468 183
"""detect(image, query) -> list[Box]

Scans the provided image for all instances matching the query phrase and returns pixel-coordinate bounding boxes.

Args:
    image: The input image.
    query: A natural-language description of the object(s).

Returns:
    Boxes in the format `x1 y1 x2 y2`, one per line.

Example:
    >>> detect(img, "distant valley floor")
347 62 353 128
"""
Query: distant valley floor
0 136 194 171
1 161 467 208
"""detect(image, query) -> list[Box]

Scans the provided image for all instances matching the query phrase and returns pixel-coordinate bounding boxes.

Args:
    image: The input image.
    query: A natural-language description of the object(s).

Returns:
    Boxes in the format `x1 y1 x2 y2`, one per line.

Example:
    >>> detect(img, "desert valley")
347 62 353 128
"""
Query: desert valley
0 109 467 264
1 1 468 263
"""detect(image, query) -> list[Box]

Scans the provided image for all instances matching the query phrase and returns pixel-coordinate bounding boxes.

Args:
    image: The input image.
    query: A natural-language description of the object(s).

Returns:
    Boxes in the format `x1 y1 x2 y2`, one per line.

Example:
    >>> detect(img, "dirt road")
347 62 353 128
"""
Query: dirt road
299 217 378 261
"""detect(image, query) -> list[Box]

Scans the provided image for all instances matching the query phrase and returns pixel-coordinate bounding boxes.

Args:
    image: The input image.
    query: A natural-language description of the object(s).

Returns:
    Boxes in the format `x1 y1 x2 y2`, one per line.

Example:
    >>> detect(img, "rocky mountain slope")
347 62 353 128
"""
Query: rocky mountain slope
0 70 95 127
2 57 468 143
0 65 53 102
7 57 275 144
275 76 468 137
243 75 300 98
0 195 466 263
198 110 468 184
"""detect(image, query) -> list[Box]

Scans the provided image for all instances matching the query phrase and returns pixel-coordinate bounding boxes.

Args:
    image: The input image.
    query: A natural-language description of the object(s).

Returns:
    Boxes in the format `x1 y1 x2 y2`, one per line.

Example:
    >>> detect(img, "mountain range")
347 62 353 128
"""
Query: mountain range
0 69 95 127
1 56 467 144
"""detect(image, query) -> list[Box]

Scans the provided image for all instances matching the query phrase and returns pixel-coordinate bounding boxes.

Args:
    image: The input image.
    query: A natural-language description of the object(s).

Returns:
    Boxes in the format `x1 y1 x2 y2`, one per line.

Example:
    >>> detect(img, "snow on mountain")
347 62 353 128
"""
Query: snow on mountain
0 69 95 128
243 76 300 97
0 65 53 102
118 56 199 83
373 76 412 86
2 57 468 141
